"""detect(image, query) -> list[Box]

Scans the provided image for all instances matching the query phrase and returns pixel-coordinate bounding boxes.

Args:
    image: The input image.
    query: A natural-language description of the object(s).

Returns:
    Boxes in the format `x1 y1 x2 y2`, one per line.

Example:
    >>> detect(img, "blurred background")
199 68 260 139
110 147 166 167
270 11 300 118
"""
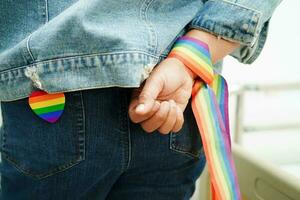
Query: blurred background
224 0 300 178
193 0 300 199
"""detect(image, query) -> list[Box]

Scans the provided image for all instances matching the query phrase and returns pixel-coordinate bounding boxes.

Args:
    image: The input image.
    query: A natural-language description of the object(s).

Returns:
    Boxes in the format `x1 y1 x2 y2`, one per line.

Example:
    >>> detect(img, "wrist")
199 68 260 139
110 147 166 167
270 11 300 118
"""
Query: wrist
185 29 239 64
168 57 197 80
167 35 215 84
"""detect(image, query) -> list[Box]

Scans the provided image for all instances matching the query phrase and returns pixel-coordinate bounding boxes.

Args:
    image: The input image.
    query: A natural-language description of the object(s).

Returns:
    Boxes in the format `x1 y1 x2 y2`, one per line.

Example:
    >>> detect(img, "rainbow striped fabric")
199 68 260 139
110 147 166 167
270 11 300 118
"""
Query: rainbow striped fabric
168 36 241 200
28 91 65 123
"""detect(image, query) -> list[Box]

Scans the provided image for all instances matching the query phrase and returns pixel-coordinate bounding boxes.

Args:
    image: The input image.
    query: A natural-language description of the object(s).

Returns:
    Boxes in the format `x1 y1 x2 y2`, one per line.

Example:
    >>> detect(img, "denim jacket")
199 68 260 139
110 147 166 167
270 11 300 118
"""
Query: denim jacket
0 0 281 101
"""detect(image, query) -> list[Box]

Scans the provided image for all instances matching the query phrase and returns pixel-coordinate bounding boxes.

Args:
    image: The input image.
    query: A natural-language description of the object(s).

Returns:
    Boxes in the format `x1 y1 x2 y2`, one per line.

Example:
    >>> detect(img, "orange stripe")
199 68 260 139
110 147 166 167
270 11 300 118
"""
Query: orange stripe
192 94 224 200
191 81 203 97
169 49 213 78
29 93 65 104
168 51 214 84
30 97 65 109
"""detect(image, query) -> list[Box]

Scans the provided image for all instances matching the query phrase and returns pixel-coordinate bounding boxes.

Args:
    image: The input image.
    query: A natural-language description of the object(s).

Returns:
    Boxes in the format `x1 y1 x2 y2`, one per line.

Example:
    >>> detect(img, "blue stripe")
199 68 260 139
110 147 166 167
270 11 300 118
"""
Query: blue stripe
39 110 63 119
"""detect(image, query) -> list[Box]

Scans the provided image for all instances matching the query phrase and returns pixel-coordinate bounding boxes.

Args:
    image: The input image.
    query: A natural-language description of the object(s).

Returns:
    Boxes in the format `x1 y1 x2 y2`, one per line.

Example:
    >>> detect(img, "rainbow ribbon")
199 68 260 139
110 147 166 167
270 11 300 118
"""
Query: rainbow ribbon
168 36 241 200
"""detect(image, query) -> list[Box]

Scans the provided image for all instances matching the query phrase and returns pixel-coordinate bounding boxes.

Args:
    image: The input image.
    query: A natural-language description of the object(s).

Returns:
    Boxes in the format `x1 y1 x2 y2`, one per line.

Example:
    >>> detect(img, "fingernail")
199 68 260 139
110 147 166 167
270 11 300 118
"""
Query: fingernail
135 104 145 113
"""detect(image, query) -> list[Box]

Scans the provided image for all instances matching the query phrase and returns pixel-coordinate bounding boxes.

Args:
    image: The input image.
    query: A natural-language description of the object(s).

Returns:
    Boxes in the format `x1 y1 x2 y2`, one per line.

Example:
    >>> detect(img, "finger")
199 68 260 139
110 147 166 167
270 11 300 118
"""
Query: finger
158 100 177 134
140 101 170 133
172 106 184 133
128 88 156 123
135 74 163 115
128 88 143 112
129 100 160 123
128 95 139 112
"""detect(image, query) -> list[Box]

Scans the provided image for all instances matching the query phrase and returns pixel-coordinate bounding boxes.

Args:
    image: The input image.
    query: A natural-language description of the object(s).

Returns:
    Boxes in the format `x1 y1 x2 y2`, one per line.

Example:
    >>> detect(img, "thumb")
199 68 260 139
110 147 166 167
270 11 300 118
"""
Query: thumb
135 74 163 115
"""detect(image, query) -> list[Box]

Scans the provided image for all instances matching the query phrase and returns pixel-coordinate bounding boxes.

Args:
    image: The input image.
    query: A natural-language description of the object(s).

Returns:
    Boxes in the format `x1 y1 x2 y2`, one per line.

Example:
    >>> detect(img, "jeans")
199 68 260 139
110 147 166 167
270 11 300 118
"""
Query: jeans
0 87 205 200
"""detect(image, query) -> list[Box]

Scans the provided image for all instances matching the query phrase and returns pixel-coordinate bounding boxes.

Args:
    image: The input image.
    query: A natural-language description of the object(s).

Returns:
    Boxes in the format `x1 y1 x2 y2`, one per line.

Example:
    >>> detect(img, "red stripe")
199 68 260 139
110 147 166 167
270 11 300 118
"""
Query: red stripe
29 93 65 104
30 91 48 97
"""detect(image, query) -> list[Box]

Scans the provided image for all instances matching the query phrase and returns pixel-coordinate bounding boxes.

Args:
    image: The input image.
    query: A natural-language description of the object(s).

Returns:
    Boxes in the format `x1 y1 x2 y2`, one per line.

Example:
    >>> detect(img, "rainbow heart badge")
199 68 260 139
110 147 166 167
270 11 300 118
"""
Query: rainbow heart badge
28 91 65 123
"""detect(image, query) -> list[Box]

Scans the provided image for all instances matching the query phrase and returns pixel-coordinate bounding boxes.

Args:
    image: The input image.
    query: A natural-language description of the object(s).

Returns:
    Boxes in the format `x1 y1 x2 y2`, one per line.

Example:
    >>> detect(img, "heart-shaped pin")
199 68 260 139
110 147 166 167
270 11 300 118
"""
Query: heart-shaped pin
29 91 65 123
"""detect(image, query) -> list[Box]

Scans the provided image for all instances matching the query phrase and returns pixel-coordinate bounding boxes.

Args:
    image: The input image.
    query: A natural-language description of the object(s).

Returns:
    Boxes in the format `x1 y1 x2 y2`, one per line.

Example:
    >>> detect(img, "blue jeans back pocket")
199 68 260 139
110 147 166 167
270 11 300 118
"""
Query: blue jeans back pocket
169 101 204 159
0 91 85 179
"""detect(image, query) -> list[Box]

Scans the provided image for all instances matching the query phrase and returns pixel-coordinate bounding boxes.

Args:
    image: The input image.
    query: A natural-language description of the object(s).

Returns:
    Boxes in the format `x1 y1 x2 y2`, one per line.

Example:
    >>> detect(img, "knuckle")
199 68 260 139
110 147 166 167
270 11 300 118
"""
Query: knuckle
141 124 154 133
158 127 170 135
131 118 140 124
155 111 166 121
128 113 140 123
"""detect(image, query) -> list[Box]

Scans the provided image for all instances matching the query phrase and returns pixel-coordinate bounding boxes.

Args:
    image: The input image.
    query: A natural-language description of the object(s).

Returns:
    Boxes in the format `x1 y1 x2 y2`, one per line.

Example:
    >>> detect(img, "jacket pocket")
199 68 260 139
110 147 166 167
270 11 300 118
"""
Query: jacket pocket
0 91 85 179
169 101 204 159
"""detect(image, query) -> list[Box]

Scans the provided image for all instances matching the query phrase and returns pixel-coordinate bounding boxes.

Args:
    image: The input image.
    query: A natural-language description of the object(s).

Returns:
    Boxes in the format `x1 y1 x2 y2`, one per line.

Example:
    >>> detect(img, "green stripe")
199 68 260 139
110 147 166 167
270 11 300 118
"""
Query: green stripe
33 103 65 114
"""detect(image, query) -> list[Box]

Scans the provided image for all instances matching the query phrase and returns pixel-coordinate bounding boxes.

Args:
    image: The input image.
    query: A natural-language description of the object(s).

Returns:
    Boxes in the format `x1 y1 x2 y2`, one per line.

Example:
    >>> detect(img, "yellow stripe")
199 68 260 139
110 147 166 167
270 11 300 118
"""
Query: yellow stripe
210 75 219 94
30 97 65 109
173 46 214 76
196 90 230 199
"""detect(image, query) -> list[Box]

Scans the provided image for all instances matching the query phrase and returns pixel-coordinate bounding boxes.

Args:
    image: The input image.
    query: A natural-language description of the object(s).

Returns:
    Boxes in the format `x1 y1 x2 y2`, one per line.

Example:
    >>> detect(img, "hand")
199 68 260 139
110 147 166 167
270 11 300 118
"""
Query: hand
128 57 196 134
128 29 239 134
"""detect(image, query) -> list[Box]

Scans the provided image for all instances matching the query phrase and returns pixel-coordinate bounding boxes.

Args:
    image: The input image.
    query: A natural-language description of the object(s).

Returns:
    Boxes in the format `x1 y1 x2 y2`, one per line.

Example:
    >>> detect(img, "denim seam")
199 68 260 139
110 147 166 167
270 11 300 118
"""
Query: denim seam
0 112 7 154
26 34 35 62
76 91 86 161
140 0 158 54
45 0 49 23
189 0 263 46
215 0 260 13
245 20 269 63
1 153 83 180
1 84 141 103
125 94 132 171
119 91 131 172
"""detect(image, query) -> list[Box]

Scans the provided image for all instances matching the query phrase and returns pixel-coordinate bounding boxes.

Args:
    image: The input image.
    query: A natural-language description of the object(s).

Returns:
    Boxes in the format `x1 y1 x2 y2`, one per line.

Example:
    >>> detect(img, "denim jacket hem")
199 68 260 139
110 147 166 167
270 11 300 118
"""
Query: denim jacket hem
0 51 162 102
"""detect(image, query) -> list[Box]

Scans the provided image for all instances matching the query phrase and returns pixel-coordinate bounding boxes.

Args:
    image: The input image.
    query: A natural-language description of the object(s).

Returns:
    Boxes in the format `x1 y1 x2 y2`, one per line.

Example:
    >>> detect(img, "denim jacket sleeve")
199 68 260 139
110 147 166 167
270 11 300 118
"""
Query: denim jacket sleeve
188 0 282 64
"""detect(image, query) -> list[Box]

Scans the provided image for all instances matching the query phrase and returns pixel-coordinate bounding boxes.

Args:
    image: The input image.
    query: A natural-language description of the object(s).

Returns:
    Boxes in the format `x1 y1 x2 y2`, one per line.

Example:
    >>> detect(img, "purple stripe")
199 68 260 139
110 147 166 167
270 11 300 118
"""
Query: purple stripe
45 117 60 123
174 40 211 59
223 78 231 146
179 36 209 50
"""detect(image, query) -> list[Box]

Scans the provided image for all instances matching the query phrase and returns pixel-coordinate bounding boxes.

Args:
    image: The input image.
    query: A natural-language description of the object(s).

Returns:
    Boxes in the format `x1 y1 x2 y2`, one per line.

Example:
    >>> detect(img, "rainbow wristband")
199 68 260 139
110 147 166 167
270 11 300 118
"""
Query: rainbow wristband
168 36 214 84
168 36 241 200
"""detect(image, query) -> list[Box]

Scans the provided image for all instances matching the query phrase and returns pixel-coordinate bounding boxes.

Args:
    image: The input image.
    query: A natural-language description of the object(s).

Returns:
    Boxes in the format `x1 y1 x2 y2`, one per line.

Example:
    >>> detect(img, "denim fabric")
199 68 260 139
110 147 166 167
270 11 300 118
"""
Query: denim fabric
189 0 282 63
0 0 281 102
0 88 206 199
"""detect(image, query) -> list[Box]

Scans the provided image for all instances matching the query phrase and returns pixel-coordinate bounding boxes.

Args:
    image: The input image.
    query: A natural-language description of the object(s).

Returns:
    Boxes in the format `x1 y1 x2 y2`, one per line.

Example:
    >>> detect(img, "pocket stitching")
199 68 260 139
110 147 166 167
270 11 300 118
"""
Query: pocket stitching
169 132 203 159
1 152 84 179
0 92 86 180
